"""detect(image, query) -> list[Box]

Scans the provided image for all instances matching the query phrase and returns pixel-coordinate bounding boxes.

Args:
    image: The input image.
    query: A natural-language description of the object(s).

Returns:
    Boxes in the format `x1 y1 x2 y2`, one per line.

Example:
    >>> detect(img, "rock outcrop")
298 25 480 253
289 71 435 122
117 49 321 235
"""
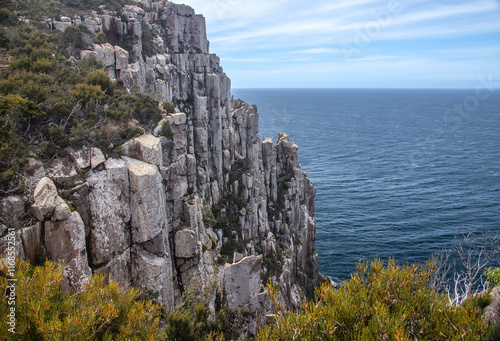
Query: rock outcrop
0 0 320 335
484 287 500 327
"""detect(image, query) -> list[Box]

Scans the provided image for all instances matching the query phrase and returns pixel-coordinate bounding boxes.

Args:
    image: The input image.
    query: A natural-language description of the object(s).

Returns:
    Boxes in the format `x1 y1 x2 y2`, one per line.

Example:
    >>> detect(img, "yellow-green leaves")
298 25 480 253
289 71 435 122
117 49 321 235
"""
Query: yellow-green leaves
259 258 496 341
0 259 165 340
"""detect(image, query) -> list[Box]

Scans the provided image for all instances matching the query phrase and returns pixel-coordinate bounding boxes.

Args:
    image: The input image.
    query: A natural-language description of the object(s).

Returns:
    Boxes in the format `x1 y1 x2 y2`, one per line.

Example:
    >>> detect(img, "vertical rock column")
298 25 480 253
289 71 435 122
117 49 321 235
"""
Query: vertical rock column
87 158 131 287
124 156 175 308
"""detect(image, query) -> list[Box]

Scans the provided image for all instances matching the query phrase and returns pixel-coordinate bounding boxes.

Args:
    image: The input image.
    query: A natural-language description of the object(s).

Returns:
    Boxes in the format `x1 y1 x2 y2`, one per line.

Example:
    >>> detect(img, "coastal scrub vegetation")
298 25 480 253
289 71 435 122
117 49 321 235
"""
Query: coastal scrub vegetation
1 257 498 340
0 11 162 194
0 259 165 340
258 258 499 341
0 259 245 340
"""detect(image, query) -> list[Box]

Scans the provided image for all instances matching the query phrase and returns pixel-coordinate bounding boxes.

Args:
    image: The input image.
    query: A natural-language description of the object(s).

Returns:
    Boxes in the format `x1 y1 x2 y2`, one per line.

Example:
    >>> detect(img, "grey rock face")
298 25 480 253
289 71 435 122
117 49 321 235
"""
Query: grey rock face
90 148 106 169
484 287 500 327
124 156 167 243
131 245 175 309
88 158 131 265
221 255 263 310
69 148 91 170
94 248 131 288
21 223 43 264
13 2 319 336
174 229 198 259
46 158 78 187
44 211 92 290
122 134 162 169
0 196 24 220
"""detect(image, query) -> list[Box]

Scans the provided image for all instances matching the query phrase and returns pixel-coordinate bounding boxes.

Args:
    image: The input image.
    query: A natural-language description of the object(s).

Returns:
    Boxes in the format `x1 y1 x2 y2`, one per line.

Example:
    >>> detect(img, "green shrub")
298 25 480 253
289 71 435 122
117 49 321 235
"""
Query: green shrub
164 101 176 113
202 205 217 228
0 18 165 193
159 120 175 139
94 31 108 44
486 267 500 288
85 70 114 95
70 83 104 101
61 25 86 53
258 258 496 341
0 8 17 27
165 277 225 341
0 259 165 340
0 94 46 129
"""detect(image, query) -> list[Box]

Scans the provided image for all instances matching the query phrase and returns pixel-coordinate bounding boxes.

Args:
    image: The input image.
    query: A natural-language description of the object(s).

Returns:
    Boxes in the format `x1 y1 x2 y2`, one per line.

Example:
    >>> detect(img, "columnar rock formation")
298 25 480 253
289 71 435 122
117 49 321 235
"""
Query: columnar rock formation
0 0 320 334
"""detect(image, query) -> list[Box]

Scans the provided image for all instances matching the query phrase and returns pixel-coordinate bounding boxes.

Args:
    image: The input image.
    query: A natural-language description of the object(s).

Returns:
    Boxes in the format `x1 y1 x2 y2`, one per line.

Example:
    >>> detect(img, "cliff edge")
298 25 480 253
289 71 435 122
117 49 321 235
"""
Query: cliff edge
0 1 320 335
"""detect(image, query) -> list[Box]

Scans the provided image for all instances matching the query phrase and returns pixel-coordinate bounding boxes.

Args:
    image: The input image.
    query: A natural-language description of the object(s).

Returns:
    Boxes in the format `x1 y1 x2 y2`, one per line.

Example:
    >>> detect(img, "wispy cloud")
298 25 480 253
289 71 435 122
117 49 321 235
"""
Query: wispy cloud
178 0 500 88
296 48 340 54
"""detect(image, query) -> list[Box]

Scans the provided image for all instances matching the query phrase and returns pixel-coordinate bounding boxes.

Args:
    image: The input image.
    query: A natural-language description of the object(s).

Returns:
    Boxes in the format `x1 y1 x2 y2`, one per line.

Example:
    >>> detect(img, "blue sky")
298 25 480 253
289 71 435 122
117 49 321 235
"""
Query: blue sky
179 0 500 88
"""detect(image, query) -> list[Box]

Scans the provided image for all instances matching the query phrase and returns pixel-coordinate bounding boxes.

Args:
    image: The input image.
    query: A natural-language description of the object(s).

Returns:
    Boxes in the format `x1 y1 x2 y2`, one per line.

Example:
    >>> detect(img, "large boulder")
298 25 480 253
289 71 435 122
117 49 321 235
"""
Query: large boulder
44 211 87 262
90 148 106 169
101 43 116 67
115 45 129 70
0 196 25 219
174 229 197 259
31 177 70 221
221 255 263 310
484 287 500 327
122 134 163 169
45 158 78 187
68 148 91 170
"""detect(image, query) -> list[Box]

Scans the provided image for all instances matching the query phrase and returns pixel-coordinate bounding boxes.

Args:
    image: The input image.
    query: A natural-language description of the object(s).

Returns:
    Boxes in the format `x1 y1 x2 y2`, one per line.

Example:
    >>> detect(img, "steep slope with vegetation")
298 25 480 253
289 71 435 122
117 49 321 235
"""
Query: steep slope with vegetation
0 0 319 337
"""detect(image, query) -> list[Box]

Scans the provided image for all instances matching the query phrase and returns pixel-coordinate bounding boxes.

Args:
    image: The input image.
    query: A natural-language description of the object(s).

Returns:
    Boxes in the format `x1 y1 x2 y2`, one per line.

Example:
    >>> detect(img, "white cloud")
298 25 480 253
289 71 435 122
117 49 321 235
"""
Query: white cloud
178 0 500 87
296 48 340 54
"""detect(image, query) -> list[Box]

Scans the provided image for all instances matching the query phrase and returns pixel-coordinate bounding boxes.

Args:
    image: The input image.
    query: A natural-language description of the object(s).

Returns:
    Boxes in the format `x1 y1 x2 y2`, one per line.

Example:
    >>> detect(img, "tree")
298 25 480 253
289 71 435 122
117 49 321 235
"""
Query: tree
429 229 500 306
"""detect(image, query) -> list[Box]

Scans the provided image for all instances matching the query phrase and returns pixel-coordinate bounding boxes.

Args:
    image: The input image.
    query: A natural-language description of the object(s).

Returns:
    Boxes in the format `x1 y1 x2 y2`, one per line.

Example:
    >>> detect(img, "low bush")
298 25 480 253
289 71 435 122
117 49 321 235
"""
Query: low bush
258 258 496 340
486 267 500 288
0 259 164 340
163 101 176 114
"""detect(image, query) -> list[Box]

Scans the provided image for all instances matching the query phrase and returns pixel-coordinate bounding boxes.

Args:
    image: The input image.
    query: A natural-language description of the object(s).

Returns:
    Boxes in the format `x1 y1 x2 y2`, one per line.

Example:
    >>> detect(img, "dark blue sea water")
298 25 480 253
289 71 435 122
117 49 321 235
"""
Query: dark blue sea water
231 88 500 282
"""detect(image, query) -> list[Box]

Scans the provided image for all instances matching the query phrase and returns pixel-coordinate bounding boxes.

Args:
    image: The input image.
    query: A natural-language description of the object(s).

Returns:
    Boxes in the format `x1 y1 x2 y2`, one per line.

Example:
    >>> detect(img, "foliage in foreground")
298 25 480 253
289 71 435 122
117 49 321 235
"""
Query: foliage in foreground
0 259 238 341
1 258 497 340
258 258 497 341
0 259 164 340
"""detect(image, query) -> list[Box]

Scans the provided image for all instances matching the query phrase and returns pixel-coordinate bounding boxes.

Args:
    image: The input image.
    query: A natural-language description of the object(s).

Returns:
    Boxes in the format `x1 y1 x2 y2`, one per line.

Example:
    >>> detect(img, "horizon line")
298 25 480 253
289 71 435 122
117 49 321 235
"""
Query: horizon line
231 87 487 90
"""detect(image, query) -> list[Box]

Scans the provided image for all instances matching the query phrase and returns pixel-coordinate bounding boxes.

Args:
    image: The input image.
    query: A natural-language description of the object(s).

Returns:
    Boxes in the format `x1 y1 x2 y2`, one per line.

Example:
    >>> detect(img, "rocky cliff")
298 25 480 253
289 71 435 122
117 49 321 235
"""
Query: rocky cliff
0 1 319 335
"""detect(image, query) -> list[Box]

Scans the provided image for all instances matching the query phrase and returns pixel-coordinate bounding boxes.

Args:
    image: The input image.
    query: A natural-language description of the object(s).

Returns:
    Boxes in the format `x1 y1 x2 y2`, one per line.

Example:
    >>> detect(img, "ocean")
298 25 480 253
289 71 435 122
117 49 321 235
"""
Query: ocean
231 88 500 282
